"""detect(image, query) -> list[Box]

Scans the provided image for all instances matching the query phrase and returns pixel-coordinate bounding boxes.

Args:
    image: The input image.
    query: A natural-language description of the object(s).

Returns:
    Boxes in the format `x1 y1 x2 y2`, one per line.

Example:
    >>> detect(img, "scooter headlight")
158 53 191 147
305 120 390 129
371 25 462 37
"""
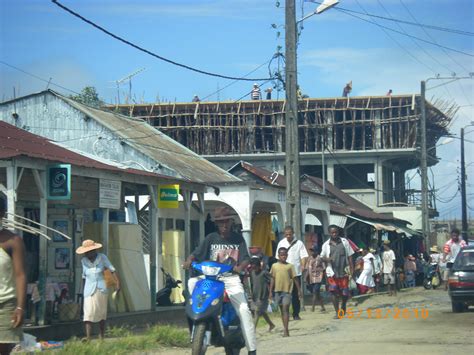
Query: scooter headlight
201 265 221 276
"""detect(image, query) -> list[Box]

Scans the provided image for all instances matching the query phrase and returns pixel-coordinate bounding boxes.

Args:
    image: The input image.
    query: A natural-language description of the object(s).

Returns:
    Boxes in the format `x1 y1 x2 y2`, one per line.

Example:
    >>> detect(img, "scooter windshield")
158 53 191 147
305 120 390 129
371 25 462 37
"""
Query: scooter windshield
192 261 233 276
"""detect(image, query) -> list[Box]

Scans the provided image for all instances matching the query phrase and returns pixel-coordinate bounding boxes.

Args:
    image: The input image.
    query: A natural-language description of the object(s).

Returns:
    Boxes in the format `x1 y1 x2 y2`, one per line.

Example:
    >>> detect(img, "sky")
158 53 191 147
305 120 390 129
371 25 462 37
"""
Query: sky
0 0 473 220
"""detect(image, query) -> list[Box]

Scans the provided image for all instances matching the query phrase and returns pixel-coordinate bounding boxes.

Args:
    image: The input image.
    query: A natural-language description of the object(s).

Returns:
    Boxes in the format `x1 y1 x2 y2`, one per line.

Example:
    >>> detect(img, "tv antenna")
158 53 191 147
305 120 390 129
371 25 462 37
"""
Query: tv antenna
113 67 146 104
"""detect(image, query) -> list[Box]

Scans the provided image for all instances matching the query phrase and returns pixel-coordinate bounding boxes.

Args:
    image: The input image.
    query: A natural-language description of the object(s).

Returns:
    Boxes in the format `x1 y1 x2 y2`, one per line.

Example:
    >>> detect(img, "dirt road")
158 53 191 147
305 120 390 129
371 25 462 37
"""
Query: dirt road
153 288 473 355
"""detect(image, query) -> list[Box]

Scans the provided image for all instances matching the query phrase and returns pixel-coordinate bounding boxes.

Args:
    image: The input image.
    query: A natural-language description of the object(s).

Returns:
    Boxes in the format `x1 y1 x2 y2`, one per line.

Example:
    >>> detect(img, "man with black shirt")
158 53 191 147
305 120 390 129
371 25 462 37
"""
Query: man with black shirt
183 206 256 355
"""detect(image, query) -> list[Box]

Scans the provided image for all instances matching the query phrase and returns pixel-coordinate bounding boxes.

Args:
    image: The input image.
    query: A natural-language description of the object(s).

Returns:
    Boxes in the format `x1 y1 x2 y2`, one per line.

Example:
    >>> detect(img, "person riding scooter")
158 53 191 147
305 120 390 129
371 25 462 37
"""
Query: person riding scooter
424 246 442 289
182 206 257 355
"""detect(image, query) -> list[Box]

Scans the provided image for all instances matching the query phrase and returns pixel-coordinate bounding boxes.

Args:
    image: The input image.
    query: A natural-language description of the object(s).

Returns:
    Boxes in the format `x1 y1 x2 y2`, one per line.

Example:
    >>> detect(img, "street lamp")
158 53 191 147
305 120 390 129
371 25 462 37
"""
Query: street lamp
420 75 473 248
285 0 338 238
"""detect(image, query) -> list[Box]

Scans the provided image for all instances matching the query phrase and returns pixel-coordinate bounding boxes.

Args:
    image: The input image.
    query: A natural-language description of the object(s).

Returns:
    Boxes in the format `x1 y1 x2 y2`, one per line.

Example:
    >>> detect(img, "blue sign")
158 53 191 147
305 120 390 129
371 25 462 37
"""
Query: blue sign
47 164 71 200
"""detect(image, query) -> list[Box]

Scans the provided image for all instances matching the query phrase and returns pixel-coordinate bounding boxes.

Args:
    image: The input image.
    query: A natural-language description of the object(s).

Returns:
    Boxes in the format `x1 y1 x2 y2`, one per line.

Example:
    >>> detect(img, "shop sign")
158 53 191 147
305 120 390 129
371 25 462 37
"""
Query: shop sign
158 184 179 208
47 164 71 200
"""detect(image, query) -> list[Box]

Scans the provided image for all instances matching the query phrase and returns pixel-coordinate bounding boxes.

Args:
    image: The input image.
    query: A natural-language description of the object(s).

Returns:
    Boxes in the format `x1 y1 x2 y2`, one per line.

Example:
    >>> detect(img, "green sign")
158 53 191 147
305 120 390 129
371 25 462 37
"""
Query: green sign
47 164 71 200
158 184 179 208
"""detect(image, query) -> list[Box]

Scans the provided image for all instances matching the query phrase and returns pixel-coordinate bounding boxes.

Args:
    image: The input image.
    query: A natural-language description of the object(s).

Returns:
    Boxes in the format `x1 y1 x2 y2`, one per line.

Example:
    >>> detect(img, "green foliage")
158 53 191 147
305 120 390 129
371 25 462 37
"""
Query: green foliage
57 325 189 354
69 86 103 107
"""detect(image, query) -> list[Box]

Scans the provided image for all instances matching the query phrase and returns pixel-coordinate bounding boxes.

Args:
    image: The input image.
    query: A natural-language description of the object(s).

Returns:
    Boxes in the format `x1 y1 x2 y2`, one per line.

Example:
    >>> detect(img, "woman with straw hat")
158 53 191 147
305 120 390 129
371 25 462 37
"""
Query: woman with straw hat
76 239 120 341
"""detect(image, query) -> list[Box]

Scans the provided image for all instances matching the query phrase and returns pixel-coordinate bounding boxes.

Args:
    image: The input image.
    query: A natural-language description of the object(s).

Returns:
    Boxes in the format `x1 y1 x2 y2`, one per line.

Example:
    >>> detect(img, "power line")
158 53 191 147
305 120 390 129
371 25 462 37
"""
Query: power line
0 60 81 96
336 4 474 58
200 54 279 101
51 0 273 82
305 1 474 36
398 0 473 109
377 0 454 75
352 0 436 74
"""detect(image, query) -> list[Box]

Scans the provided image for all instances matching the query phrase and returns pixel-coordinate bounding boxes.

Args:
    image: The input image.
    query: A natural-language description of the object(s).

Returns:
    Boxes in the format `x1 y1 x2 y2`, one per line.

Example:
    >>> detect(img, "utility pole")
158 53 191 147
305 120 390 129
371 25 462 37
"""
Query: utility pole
285 0 302 239
460 127 468 243
420 80 430 248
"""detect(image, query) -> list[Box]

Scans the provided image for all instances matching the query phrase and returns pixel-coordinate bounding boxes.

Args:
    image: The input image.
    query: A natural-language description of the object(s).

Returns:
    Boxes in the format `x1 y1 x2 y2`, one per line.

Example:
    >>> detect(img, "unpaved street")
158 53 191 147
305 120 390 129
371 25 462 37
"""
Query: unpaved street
154 288 473 355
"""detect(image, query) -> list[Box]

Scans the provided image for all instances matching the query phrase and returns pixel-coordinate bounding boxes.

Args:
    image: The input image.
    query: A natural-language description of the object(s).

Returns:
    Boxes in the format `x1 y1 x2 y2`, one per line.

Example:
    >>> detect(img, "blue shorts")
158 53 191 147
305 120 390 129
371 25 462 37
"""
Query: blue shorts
308 283 322 293
273 292 291 306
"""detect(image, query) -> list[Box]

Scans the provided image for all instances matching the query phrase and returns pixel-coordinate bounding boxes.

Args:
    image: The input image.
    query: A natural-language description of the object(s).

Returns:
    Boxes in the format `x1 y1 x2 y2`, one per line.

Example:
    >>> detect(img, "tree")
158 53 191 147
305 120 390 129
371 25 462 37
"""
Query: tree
69 86 103 108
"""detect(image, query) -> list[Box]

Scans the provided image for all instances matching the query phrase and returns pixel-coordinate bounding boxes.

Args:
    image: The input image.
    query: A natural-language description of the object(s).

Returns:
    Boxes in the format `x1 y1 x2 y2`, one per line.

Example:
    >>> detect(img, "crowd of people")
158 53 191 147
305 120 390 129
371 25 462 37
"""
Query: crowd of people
1 190 468 355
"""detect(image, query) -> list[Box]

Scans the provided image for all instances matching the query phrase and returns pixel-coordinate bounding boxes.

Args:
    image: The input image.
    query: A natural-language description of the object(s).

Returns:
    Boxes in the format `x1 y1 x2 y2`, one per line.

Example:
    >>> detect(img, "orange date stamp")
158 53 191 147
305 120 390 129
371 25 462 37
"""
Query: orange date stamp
337 307 429 320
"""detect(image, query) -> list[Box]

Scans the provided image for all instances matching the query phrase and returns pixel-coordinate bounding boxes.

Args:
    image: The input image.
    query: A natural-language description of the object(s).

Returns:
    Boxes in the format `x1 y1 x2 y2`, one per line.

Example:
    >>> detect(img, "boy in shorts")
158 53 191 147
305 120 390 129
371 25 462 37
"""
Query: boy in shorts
249 257 275 331
269 247 302 337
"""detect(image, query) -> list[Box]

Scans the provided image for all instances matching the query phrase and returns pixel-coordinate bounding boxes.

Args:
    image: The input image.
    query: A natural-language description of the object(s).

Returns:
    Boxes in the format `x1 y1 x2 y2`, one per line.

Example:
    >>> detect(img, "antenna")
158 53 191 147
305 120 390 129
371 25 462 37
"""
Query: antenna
113 67 146 104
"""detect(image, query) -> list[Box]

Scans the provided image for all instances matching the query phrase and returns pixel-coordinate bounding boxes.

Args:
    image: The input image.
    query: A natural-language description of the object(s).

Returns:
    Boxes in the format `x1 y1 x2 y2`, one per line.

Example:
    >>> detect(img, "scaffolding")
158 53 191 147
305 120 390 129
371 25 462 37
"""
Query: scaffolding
108 95 455 156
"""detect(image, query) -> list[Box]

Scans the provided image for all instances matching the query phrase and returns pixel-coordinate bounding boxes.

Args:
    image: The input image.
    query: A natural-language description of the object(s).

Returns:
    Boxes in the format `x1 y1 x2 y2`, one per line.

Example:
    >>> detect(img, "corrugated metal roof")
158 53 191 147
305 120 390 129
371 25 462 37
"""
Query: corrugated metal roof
0 120 192 183
229 161 323 195
53 92 239 183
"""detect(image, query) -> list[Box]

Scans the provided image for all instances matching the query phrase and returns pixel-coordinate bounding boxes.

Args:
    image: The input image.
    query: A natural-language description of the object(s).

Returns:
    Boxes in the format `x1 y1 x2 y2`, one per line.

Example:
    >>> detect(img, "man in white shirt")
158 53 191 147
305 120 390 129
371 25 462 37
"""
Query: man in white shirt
276 225 308 320
382 240 396 296
321 225 354 318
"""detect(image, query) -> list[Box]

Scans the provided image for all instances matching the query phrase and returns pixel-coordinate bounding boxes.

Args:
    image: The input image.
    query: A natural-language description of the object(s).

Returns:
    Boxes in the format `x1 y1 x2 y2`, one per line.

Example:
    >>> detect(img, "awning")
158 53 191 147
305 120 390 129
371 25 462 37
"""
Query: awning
330 215 347 228
346 215 397 232
346 215 422 238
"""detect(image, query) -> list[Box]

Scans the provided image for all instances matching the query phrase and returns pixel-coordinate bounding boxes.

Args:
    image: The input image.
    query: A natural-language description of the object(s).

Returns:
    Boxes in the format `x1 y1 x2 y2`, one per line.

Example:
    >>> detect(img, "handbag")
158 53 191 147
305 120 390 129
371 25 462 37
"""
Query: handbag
104 268 117 289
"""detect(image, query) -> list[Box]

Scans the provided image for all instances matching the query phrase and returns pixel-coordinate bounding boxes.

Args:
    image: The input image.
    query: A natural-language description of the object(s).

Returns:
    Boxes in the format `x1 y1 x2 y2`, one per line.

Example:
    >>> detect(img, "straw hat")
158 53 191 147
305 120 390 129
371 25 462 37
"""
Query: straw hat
408 254 415 261
430 245 439 253
76 239 102 254
383 240 391 245
369 248 376 253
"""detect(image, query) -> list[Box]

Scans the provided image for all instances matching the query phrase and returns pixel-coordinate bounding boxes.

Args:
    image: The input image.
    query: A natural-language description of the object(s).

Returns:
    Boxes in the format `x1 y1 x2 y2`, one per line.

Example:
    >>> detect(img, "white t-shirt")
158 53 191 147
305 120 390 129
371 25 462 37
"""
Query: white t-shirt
373 254 382 274
276 238 308 276
382 249 396 273
320 237 354 278
363 253 375 273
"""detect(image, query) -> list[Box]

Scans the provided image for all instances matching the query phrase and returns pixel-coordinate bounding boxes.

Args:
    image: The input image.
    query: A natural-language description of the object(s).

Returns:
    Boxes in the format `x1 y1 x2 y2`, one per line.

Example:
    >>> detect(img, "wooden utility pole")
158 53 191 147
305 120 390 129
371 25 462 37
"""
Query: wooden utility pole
285 0 302 239
460 127 468 243
420 81 430 248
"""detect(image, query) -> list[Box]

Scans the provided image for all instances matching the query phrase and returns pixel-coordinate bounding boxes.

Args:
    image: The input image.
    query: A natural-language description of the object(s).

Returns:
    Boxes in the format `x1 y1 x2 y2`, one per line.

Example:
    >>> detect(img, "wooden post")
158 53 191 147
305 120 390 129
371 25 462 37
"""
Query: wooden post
31 168 48 325
102 208 109 255
148 185 158 310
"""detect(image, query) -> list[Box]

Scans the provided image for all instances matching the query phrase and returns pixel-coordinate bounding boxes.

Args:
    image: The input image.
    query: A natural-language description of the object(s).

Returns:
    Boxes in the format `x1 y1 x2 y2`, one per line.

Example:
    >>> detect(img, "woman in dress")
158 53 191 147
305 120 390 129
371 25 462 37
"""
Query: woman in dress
76 239 120 341
356 248 376 295
0 196 26 354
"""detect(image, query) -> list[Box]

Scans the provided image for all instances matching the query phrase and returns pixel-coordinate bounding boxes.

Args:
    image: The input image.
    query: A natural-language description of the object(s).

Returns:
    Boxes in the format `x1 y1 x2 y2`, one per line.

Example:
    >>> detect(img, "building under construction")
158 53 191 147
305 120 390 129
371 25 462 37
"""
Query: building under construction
108 95 455 227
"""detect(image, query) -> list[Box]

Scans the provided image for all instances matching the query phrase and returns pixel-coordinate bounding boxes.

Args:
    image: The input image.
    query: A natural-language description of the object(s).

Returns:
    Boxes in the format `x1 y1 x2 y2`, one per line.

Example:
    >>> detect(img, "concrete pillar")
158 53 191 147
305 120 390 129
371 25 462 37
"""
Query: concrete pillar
326 162 335 184
241 229 252 249
375 160 384 206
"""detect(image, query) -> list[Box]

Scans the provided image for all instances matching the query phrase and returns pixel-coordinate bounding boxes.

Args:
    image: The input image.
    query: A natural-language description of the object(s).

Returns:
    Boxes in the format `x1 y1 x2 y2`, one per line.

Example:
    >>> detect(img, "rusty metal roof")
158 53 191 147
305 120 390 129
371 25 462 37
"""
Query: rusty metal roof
0 120 195 183
301 175 400 222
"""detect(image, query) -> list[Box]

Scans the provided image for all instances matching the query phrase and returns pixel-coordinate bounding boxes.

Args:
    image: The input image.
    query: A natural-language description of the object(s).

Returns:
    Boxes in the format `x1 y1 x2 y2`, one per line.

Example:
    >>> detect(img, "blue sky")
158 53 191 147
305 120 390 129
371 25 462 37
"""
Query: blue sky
1 0 473 220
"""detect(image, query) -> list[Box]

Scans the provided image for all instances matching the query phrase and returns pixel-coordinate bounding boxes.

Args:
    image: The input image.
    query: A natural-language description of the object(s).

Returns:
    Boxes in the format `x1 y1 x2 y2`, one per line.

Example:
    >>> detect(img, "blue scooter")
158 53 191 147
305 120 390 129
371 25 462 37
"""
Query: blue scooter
186 261 245 355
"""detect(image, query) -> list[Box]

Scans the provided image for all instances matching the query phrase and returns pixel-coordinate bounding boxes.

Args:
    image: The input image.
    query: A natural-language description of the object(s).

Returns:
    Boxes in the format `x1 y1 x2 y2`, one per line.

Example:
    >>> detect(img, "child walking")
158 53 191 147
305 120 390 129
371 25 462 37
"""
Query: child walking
249 257 275 331
269 247 302 337
305 246 326 312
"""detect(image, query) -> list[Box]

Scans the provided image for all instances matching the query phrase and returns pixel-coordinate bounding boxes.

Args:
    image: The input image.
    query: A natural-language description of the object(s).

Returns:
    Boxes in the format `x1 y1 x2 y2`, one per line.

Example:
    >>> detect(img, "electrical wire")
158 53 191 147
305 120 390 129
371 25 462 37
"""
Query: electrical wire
336 4 473 57
305 1 474 36
51 0 273 82
352 0 436 74
377 0 454 76
0 60 81 96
